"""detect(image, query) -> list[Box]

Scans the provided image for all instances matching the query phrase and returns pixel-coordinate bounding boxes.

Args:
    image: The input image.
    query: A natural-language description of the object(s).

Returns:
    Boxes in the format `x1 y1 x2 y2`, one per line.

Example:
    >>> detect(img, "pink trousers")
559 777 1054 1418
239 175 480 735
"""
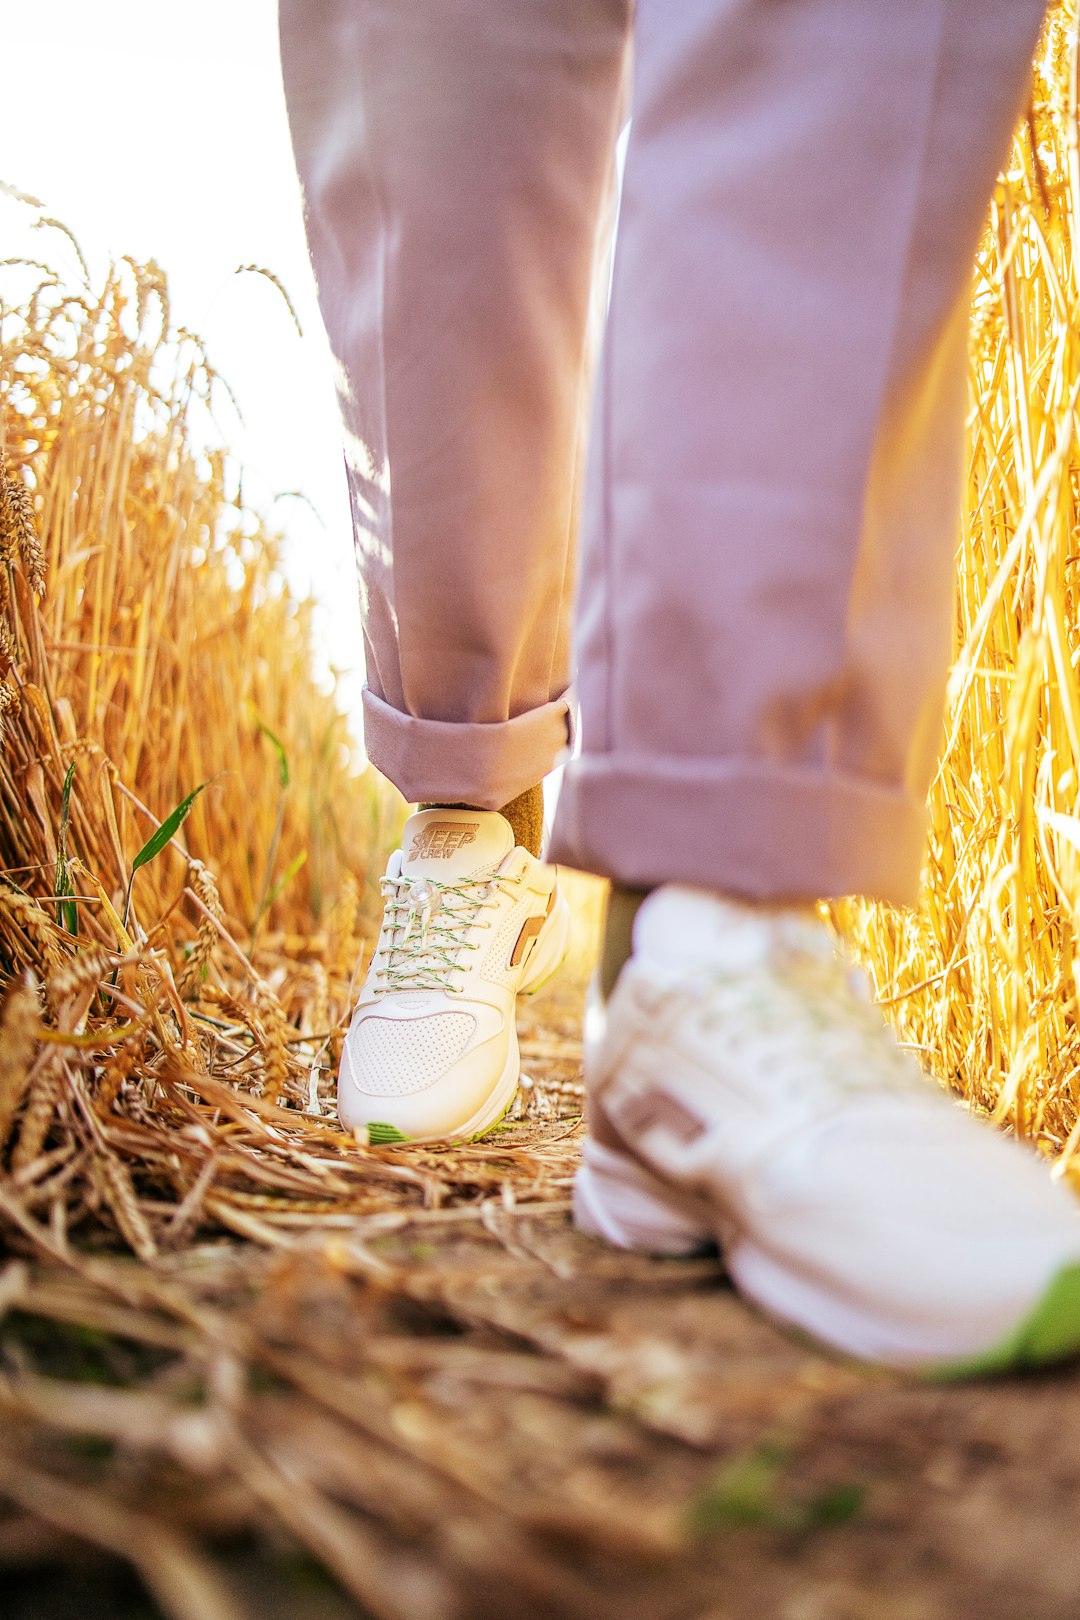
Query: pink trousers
279 0 1045 905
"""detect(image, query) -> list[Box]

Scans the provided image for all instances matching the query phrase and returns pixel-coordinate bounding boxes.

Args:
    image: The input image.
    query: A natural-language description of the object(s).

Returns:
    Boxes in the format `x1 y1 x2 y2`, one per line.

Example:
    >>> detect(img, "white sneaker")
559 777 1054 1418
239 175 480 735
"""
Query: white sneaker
338 808 569 1143
574 885 1080 1373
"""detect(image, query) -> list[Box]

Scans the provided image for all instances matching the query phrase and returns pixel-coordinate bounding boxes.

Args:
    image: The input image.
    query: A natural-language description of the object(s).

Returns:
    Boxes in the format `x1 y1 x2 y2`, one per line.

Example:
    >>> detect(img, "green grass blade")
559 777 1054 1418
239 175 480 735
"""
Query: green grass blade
55 760 78 935
256 718 289 789
263 849 307 913
122 780 212 930
131 781 210 876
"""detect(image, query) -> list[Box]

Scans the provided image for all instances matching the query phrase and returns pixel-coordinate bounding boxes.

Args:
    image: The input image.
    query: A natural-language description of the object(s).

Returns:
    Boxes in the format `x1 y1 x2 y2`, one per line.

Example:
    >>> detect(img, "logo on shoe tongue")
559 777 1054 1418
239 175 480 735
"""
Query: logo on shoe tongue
409 821 480 861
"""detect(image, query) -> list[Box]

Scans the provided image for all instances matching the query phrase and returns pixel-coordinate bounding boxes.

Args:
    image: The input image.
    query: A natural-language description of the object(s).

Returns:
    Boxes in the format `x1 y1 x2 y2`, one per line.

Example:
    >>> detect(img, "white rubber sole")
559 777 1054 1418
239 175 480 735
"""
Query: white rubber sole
450 1030 523 1139
573 1137 714 1256
574 1134 1080 1375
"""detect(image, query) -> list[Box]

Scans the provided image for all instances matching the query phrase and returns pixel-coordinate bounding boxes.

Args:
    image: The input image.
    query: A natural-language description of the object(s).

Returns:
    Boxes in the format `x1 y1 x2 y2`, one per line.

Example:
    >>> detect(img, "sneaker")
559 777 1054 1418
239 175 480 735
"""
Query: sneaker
574 885 1080 1373
338 807 570 1142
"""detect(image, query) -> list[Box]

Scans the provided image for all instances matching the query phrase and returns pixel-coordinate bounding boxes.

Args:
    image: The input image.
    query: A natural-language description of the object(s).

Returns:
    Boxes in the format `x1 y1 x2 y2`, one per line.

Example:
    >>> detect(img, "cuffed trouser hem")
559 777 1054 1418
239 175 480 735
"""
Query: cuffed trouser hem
549 756 929 907
362 686 574 810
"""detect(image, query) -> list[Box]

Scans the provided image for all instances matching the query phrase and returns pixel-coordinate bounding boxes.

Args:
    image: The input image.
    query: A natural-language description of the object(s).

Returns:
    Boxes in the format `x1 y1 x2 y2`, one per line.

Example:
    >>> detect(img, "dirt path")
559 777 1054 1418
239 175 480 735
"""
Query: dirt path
6 965 1080 1620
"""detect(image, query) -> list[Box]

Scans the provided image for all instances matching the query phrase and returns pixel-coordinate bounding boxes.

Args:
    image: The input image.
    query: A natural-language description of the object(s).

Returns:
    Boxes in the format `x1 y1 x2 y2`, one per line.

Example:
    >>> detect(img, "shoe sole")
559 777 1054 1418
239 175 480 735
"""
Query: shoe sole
363 893 573 1146
574 1137 1080 1378
930 1261 1080 1379
574 1137 714 1256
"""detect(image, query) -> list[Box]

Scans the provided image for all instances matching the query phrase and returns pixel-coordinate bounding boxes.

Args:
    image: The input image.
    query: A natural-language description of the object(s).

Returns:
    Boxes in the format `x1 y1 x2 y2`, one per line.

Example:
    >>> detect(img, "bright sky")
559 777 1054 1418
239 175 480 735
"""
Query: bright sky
1 0 362 721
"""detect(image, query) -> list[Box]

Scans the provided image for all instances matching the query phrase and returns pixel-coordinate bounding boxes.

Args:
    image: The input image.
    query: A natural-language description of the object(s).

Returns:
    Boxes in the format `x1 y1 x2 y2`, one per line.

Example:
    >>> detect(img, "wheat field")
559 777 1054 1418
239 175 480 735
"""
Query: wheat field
3 8 1080 1616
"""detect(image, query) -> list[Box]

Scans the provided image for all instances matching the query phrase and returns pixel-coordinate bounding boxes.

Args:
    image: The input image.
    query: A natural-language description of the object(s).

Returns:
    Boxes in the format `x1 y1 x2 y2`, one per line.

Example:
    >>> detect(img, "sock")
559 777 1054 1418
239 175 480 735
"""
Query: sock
600 885 651 1001
419 783 545 858
497 785 545 857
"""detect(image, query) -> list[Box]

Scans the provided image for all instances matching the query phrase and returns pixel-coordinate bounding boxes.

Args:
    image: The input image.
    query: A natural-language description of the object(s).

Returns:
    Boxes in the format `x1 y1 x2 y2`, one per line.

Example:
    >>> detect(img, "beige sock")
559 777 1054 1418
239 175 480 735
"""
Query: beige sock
419 783 545 859
599 885 651 1001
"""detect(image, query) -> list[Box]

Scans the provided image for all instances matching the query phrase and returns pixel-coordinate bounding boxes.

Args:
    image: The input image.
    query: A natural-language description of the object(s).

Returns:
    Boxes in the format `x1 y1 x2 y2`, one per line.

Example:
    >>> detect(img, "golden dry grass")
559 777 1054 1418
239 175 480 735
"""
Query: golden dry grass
0 230 386 934
0 190 595 1618
0 190 591 1244
835 6 1080 1179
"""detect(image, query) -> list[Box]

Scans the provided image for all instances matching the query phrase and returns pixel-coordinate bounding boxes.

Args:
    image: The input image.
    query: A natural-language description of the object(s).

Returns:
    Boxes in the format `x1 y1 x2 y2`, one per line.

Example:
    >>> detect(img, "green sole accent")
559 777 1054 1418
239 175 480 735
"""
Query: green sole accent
367 1121 411 1144
931 1261 1080 1380
364 1091 517 1149
466 1088 518 1143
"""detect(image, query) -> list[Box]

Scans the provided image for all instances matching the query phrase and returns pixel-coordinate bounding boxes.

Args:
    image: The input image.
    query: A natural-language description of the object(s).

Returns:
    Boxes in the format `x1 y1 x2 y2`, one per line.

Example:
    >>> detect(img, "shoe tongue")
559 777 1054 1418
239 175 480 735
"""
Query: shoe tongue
633 885 825 972
400 808 513 882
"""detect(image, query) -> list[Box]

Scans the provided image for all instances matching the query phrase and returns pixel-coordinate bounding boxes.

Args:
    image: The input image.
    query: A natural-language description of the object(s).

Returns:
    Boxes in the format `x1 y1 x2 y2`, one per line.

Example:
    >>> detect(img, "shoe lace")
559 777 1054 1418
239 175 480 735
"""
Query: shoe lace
373 872 512 994
692 922 926 1106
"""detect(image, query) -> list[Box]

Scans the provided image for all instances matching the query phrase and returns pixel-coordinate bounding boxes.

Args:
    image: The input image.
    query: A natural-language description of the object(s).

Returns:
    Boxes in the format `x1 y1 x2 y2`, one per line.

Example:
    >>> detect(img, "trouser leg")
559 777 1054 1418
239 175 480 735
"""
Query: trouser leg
550 0 1047 905
279 0 630 810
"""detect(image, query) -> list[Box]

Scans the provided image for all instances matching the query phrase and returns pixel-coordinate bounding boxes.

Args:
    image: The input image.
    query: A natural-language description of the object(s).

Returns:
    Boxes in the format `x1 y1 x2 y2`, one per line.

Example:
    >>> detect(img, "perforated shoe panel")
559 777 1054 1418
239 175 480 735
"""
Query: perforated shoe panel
345 1012 477 1097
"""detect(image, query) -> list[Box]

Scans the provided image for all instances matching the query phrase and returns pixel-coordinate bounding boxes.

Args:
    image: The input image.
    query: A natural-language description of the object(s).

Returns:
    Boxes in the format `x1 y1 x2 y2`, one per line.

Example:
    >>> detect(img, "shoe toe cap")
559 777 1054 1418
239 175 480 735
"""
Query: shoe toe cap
342 1007 478 1101
336 1007 511 1139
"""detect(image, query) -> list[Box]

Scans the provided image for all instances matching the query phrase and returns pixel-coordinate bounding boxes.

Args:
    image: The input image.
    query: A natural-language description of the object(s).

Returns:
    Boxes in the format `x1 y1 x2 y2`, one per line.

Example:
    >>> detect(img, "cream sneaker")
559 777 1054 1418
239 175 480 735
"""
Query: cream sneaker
338 808 569 1142
574 885 1080 1373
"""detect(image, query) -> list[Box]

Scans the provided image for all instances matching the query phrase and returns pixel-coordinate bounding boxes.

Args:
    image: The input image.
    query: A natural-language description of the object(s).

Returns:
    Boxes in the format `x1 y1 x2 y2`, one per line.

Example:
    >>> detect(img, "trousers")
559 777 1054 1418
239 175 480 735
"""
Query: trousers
279 0 1046 905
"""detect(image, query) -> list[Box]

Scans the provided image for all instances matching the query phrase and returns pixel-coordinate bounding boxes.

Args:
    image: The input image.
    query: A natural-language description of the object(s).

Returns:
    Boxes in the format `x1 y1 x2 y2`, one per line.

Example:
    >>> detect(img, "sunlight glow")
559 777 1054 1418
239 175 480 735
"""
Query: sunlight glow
1 0 362 721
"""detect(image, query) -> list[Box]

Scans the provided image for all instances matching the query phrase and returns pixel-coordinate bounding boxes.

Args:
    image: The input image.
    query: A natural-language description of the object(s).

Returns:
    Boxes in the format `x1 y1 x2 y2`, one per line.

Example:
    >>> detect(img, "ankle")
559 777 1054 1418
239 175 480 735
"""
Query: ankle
599 885 651 1001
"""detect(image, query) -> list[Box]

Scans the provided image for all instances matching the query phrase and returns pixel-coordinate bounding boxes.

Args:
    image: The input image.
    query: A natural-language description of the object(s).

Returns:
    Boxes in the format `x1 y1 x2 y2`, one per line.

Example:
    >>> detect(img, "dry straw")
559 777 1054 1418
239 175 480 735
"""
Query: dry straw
0 183 583 1265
